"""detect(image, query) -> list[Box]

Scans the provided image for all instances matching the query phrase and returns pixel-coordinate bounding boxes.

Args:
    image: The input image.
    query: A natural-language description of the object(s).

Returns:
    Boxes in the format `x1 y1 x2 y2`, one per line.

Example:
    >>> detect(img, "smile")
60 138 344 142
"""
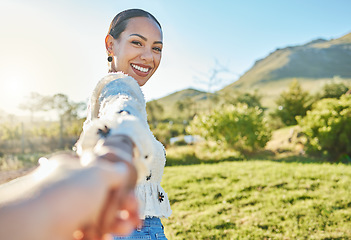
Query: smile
131 64 150 73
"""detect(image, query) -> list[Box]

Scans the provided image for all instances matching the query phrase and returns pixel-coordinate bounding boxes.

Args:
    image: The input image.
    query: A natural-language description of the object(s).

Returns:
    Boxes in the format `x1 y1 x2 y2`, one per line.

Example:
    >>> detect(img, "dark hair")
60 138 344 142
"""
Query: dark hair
108 9 162 40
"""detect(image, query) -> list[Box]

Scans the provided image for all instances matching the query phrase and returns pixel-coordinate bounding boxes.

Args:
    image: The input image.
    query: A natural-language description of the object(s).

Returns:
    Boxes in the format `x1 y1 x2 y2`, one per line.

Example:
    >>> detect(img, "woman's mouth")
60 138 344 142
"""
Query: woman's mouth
131 63 151 77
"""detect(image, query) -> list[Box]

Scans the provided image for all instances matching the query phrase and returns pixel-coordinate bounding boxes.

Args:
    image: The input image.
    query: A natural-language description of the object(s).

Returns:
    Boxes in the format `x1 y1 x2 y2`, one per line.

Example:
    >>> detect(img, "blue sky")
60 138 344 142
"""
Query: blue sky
0 0 350 115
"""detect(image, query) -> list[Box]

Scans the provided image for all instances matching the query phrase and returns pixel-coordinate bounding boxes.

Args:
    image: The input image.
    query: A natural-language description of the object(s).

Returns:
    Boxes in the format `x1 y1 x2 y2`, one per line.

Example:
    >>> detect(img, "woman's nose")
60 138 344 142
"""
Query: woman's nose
140 48 153 62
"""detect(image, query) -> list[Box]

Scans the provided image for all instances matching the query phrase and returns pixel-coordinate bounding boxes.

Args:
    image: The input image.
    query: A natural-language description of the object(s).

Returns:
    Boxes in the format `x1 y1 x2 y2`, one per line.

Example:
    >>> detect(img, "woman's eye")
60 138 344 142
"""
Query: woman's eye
153 47 162 52
131 41 142 46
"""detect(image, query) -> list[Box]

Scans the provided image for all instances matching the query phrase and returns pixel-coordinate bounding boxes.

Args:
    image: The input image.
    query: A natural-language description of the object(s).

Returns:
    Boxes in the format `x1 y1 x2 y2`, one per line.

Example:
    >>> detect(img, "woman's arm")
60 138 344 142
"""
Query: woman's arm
76 73 155 182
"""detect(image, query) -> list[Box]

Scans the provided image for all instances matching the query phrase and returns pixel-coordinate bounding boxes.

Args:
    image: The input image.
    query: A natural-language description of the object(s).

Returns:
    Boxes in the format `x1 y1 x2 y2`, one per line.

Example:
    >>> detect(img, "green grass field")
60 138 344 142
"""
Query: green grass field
1 143 351 239
161 160 351 239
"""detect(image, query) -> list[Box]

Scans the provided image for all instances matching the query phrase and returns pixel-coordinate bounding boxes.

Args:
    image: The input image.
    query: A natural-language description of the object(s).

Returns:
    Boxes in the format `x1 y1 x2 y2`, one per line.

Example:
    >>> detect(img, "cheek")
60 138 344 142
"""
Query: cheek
154 54 162 68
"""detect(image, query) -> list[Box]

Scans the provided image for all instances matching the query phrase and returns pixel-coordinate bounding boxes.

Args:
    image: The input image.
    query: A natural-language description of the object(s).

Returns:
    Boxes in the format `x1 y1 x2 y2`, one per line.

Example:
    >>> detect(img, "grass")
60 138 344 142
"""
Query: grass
165 144 243 166
161 159 351 239
2 130 350 239
0 153 42 170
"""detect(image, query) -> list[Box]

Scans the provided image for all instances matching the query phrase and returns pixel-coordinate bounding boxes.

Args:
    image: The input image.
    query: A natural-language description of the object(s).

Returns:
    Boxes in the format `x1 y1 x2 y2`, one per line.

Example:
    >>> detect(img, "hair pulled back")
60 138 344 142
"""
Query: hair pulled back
108 9 162 40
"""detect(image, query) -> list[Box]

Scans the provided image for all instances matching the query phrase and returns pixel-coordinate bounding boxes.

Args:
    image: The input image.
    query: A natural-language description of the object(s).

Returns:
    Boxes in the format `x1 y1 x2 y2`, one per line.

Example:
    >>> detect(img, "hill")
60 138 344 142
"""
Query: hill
153 33 351 116
151 88 216 119
220 32 351 107
156 88 207 106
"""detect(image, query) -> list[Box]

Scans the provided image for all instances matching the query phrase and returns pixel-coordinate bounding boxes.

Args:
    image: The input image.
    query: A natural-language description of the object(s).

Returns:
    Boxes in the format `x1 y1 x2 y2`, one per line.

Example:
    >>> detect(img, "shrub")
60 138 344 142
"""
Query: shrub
187 103 272 153
274 80 312 126
297 95 351 160
320 81 349 99
150 122 186 146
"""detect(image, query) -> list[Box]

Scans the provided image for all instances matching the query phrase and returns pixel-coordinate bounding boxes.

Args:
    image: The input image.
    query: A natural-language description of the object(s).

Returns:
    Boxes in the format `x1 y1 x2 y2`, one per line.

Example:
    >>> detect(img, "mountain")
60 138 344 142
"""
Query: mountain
155 88 207 105
151 88 211 118
155 33 351 116
220 32 351 106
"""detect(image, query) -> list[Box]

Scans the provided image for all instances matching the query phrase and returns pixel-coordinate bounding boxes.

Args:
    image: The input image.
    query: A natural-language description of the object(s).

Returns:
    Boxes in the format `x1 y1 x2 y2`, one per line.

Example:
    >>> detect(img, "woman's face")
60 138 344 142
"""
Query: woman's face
107 17 163 86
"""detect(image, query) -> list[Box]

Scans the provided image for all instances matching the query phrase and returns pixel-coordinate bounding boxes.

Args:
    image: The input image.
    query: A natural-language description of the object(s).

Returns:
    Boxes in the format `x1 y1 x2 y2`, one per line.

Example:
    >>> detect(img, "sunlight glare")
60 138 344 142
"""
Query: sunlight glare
0 73 31 114
5 75 25 96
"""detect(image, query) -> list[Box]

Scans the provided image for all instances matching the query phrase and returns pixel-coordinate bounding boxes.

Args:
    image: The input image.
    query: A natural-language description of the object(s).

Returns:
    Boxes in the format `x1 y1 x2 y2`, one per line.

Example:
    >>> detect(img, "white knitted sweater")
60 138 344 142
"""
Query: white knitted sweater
76 72 172 219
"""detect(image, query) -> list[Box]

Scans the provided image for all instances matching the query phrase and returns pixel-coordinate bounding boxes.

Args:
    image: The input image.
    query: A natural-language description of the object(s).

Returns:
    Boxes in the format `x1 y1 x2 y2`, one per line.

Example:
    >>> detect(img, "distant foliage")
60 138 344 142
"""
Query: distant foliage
188 104 271 153
151 121 186 146
223 90 264 110
297 95 351 160
0 92 86 154
320 81 350 99
274 80 312 126
146 100 164 127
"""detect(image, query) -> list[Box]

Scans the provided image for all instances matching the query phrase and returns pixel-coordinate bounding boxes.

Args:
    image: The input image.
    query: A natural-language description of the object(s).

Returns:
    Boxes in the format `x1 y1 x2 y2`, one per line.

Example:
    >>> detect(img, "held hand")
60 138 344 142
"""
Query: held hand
36 153 140 240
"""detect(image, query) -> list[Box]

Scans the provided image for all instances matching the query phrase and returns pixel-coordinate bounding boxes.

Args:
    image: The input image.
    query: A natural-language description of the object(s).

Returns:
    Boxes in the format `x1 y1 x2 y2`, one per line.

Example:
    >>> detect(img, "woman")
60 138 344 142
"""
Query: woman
76 9 172 240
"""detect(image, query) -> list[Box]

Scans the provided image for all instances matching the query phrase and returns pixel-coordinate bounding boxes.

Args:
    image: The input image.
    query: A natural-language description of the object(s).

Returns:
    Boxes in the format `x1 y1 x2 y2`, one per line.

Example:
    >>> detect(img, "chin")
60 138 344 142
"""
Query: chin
133 76 150 86
137 80 147 86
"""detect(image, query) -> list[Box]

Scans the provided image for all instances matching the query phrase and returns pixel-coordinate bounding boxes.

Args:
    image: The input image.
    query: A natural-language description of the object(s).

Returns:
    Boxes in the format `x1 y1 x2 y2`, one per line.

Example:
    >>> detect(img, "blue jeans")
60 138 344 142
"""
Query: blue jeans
113 217 168 240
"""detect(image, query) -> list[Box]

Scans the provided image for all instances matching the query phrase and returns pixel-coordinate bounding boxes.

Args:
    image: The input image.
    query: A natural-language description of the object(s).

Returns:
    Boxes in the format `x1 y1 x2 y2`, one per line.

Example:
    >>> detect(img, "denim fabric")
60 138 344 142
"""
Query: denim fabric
113 217 168 240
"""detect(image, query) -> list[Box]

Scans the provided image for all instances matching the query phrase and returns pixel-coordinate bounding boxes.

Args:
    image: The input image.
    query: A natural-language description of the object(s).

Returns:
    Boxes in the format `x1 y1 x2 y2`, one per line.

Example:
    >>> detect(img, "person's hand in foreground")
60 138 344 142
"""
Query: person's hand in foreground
0 152 140 240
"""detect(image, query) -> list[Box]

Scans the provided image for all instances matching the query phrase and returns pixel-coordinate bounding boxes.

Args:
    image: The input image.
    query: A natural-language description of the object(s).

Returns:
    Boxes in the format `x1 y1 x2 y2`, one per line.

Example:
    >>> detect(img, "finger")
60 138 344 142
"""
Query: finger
109 192 141 236
97 176 132 235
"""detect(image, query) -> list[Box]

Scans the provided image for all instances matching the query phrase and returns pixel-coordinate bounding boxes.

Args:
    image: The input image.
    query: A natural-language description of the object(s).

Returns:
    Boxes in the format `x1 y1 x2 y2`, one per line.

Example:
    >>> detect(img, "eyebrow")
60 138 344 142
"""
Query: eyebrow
129 33 163 45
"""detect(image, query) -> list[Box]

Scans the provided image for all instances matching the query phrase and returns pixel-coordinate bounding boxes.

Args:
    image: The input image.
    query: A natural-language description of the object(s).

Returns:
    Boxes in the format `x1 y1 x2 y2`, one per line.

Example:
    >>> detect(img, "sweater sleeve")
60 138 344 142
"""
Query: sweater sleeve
75 73 153 182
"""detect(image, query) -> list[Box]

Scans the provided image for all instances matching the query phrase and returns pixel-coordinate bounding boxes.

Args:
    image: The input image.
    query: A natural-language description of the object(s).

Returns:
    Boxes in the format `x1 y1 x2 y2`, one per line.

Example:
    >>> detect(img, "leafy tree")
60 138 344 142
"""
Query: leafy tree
224 90 264 109
19 92 46 122
320 81 349 99
175 100 185 113
43 93 86 148
187 103 271 153
146 100 164 127
182 96 197 120
151 121 185 146
47 93 86 121
297 94 351 160
274 79 312 126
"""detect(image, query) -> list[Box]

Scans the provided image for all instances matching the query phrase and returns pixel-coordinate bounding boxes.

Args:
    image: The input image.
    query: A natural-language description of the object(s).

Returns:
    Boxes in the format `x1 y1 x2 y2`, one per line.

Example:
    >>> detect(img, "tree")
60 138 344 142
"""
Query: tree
44 93 86 148
224 90 264 110
194 60 238 113
19 92 46 122
320 81 349 99
175 100 185 113
297 95 351 161
274 80 312 126
146 100 164 128
188 103 271 153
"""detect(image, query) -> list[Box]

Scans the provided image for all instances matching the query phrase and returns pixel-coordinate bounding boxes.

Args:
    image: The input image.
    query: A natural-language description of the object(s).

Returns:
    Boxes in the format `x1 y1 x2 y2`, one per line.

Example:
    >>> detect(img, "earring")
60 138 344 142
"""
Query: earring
107 56 113 62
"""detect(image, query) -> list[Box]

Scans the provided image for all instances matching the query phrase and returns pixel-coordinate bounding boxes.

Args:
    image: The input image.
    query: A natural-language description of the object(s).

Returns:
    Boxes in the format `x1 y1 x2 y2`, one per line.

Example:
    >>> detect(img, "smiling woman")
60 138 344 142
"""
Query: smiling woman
75 9 171 240
106 16 163 86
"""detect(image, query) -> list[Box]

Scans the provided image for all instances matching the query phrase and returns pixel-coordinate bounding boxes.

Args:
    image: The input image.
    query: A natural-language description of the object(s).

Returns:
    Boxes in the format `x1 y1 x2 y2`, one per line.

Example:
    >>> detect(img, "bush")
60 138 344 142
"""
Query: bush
297 95 351 160
320 81 349 99
150 122 186 146
187 103 272 153
274 80 312 126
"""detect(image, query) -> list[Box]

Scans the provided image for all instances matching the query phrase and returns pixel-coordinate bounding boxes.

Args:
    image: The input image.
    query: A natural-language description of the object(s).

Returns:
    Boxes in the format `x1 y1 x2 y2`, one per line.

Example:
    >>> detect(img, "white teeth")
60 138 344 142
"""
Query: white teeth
132 64 149 73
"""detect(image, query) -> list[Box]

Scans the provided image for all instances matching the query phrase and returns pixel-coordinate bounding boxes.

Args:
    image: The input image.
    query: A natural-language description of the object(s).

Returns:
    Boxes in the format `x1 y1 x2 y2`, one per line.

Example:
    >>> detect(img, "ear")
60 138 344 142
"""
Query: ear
105 35 114 54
